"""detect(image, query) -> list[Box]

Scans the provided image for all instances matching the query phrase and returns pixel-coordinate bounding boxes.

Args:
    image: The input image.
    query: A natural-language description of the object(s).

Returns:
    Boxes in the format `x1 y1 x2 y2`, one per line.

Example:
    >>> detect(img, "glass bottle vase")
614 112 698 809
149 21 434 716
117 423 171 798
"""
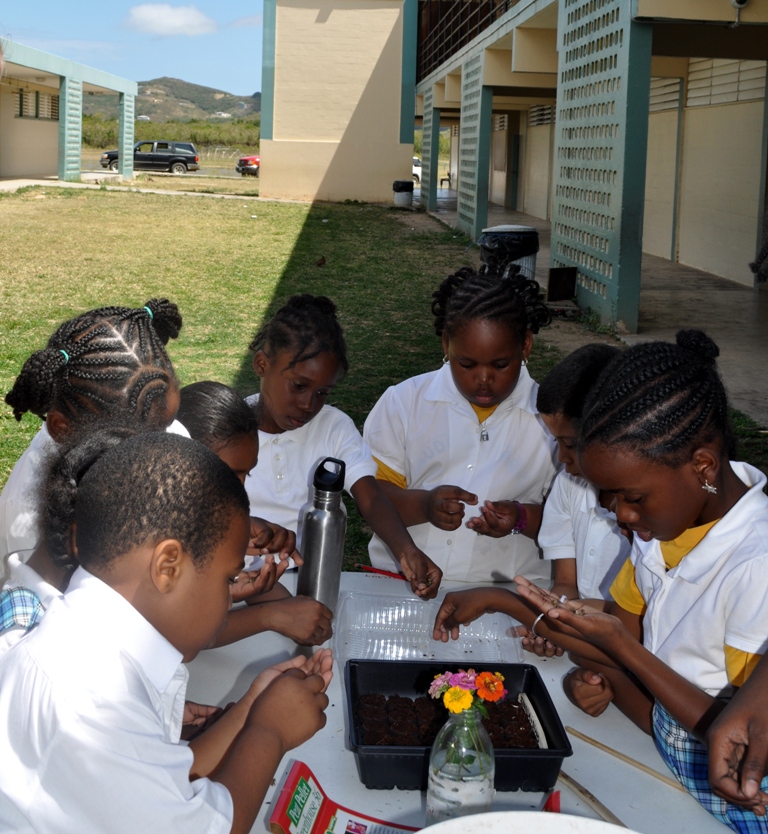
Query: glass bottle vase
425 708 495 826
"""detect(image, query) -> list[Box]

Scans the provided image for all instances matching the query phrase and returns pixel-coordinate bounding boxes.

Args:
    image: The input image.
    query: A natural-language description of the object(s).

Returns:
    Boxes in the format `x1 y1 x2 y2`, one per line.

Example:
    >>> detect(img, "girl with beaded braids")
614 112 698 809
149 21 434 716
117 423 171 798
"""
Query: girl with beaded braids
364 266 558 584
244 294 443 599
507 330 768 832
0 299 185 559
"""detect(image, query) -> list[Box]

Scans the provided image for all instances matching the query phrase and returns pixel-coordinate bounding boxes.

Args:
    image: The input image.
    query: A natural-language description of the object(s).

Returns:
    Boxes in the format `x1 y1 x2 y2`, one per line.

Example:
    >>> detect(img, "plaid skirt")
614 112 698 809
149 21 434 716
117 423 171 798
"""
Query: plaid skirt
653 702 768 833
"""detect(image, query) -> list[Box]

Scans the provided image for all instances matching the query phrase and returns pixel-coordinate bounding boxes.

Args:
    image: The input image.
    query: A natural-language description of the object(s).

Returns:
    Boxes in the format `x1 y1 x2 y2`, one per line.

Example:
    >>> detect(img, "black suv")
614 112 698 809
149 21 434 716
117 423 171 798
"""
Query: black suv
100 141 200 174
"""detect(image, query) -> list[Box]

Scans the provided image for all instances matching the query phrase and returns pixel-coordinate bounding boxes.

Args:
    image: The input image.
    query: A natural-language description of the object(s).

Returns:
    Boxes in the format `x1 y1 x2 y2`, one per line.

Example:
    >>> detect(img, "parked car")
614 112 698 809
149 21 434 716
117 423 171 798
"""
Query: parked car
100 141 200 174
236 154 260 176
412 156 422 184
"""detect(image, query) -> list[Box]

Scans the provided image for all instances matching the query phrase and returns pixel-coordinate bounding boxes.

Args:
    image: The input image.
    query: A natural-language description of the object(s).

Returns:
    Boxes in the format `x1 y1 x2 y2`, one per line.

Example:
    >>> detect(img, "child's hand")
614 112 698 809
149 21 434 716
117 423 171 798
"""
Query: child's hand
247 669 329 752
466 500 521 537
514 574 627 653
514 625 565 658
246 649 334 703
248 517 302 565
181 701 225 739
425 485 478 530
231 557 282 602
262 595 333 645
563 667 614 716
433 588 504 641
398 547 442 599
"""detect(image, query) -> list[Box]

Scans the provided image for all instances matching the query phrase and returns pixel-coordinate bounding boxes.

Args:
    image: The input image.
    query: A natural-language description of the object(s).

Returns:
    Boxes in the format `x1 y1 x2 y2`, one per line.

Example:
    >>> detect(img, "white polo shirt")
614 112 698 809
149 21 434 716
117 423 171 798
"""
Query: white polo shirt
363 364 558 583
539 471 630 600
0 568 233 833
631 462 768 698
0 421 190 569
0 551 63 657
243 394 378 544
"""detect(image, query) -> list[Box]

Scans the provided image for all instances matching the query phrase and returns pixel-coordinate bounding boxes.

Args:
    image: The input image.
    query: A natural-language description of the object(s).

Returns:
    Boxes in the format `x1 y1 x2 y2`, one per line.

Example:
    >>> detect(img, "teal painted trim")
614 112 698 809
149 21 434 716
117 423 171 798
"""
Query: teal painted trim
755 79 768 280
670 78 684 262
4 41 136 95
472 85 493 239
58 76 82 182
400 0 418 145
422 89 440 211
614 20 652 333
118 93 135 180
261 0 276 141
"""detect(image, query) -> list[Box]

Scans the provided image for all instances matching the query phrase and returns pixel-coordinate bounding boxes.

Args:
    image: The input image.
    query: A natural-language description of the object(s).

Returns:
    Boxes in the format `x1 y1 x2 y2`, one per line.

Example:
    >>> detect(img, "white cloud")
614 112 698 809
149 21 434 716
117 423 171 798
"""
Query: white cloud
125 4 218 37
229 15 262 28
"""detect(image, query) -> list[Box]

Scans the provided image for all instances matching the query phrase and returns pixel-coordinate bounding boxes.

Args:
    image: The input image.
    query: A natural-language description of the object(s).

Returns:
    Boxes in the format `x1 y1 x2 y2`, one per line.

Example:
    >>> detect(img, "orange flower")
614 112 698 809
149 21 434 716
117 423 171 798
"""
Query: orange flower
475 671 507 702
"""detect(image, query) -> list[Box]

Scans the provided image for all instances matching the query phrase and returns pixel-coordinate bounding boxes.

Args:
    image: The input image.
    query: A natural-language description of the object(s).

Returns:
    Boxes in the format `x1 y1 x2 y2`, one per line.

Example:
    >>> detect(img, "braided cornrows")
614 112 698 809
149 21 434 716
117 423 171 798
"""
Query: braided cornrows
579 330 734 466
431 266 551 344
249 294 349 374
5 299 182 424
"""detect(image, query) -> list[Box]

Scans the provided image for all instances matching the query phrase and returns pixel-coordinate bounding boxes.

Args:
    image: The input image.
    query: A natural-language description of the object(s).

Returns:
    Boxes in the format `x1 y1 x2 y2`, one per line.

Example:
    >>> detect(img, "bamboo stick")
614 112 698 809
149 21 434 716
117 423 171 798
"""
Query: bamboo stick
558 770 626 827
566 726 686 793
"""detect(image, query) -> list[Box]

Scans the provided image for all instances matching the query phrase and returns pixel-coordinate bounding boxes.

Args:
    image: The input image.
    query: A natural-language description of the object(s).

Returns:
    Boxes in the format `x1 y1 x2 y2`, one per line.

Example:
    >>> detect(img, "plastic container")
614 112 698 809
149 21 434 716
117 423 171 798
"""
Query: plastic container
332 591 524 669
478 225 539 279
393 179 414 208
346 660 572 792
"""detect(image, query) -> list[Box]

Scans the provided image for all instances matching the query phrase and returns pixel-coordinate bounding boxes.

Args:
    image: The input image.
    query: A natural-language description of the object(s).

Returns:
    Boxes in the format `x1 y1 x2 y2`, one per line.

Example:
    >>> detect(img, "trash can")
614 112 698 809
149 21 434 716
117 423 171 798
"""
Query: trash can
477 225 539 279
393 179 414 208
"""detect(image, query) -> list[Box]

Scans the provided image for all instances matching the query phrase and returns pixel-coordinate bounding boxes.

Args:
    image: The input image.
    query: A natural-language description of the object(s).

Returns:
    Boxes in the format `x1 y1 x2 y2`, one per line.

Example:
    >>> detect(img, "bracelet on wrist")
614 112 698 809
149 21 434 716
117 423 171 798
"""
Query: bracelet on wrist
510 501 527 535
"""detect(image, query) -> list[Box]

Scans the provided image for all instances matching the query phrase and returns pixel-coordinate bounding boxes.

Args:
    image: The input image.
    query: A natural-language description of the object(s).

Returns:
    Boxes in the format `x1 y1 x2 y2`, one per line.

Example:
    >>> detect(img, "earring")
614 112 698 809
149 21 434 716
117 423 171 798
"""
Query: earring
442 354 449 365
522 358 528 367
702 480 718 495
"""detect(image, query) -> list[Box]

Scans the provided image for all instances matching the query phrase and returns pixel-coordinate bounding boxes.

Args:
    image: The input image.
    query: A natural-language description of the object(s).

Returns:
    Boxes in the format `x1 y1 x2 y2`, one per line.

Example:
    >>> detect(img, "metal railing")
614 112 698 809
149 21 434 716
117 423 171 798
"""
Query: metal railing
417 0 523 81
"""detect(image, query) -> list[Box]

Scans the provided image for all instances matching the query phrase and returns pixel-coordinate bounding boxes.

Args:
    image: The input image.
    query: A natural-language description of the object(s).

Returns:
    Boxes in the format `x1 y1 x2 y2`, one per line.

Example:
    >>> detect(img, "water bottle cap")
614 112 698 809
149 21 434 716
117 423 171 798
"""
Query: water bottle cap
313 457 345 492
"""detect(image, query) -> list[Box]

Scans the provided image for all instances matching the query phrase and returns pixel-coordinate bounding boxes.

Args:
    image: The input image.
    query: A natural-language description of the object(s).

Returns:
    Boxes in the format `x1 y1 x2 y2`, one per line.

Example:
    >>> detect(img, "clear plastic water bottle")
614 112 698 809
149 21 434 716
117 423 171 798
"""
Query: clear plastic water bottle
296 457 347 615
425 709 495 826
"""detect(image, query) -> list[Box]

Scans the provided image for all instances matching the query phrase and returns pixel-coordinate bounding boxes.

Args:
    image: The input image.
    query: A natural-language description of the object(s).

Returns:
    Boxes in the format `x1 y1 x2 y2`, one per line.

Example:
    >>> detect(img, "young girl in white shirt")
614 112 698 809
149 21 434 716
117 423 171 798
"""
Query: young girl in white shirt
536 343 629 602
509 330 768 833
0 299 185 564
177 381 333 645
364 266 557 583
243 294 442 598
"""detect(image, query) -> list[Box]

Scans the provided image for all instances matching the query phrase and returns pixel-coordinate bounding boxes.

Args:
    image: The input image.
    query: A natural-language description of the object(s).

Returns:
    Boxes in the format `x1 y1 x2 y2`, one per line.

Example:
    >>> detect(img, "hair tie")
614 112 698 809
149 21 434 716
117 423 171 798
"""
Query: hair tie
143 306 154 320
59 350 70 364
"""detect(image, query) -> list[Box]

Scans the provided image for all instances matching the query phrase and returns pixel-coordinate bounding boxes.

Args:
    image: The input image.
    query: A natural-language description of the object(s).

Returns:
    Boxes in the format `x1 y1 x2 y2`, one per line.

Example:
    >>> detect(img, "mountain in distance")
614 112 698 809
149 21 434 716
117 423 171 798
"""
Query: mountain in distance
83 77 261 122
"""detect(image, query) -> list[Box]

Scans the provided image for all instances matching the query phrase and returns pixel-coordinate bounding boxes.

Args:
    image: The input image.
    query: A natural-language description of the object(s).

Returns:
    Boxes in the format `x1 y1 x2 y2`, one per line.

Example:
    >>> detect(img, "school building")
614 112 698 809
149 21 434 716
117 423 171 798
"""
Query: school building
260 0 768 332
0 41 137 180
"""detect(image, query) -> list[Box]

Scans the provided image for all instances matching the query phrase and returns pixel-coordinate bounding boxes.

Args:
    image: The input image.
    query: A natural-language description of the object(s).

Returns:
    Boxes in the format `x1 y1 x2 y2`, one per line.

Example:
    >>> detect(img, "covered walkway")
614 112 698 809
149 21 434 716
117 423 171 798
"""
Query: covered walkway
421 188 768 425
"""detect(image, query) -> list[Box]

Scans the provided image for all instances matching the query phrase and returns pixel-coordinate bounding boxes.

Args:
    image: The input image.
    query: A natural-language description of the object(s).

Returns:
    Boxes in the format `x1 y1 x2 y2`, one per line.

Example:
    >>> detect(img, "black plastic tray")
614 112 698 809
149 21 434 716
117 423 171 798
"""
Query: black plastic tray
345 659 572 792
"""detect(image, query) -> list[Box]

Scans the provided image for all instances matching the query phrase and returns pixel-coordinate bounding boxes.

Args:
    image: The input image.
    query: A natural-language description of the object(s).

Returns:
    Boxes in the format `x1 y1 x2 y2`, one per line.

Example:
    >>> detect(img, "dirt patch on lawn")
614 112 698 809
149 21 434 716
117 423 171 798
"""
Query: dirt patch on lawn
536 318 620 357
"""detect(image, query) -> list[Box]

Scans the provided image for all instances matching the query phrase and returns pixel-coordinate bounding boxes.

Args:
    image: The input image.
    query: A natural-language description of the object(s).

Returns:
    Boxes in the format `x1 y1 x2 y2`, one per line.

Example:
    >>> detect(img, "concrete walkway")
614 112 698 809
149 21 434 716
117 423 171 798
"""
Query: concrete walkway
423 188 768 425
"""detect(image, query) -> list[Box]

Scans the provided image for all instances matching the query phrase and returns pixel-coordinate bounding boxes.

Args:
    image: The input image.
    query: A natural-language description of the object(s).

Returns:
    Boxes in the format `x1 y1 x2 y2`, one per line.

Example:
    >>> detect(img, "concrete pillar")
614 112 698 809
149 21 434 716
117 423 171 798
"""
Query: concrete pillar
421 86 441 211
118 93 135 180
457 53 492 239
550 0 652 332
58 76 82 182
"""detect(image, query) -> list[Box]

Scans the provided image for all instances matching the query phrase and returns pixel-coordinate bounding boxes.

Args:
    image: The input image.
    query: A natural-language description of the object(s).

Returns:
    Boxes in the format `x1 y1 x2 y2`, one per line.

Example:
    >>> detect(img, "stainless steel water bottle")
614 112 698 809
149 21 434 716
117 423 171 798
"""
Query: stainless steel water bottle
296 457 347 615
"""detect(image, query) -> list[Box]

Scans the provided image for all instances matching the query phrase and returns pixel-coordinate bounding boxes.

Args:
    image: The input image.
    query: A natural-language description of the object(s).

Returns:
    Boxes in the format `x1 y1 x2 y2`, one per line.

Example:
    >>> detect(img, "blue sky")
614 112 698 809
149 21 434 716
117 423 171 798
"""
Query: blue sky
0 1 263 94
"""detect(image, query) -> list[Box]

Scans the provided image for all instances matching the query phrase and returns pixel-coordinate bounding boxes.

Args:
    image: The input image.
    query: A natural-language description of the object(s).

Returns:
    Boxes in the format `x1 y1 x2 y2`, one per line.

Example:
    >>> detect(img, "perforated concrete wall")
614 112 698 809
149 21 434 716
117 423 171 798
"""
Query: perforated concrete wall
550 0 652 332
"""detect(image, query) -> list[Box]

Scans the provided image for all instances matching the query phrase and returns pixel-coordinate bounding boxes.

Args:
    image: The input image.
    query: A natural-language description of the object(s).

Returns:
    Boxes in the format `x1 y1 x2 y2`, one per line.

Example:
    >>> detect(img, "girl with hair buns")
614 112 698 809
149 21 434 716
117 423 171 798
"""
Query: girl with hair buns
0 299 185 560
364 266 557 583
508 330 768 832
244 294 443 599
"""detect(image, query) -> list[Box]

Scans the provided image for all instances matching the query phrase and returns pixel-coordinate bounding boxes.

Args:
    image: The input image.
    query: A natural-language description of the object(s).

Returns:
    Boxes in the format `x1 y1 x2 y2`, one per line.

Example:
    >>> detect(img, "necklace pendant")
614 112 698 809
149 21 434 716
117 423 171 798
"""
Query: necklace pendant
480 427 489 442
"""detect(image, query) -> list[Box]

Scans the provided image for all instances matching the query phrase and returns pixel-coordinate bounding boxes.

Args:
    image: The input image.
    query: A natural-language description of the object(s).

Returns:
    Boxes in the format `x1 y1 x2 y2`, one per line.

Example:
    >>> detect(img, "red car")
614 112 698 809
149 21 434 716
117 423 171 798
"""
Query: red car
236 154 260 177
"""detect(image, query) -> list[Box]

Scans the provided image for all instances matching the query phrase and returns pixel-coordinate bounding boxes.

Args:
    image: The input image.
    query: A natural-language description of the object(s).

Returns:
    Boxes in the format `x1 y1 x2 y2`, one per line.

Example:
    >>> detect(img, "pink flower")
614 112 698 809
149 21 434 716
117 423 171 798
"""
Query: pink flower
428 672 452 698
448 669 477 690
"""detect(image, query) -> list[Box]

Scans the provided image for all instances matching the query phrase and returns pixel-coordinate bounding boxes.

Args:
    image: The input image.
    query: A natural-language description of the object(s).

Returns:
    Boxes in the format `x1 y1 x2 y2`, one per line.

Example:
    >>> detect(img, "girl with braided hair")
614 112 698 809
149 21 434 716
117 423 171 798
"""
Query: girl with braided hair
244 293 443 599
0 299 184 559
364 265 558 583
507 330 768 831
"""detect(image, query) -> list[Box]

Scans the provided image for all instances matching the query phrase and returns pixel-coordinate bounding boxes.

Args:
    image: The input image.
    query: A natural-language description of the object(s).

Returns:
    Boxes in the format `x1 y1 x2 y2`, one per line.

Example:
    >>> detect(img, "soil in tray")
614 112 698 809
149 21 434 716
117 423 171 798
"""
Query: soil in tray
356 693 539 749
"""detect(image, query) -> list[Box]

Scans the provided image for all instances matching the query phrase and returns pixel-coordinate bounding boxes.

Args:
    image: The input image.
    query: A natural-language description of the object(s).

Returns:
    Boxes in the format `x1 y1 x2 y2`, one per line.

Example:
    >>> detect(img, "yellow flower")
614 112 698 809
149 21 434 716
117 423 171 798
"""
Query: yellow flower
443 686 473 714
